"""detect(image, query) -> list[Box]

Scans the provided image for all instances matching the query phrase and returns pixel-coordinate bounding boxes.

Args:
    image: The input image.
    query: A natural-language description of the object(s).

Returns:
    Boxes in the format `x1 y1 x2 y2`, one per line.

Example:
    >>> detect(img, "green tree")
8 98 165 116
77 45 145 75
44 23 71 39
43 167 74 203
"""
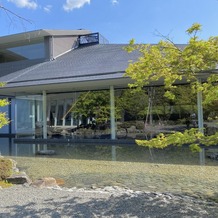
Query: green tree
117 89 148 120
125 23 218 151
72 91 121 127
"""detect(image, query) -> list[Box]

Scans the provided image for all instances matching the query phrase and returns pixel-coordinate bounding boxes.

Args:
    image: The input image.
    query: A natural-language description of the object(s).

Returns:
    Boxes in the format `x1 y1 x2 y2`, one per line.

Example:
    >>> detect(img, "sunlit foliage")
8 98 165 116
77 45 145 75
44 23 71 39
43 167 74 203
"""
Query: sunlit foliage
125 23 218 150
0 83 9 128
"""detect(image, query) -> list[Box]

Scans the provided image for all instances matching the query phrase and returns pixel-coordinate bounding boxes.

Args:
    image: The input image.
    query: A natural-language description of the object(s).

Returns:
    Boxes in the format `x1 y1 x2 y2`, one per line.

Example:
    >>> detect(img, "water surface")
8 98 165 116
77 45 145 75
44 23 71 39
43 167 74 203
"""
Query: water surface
3 142 218 201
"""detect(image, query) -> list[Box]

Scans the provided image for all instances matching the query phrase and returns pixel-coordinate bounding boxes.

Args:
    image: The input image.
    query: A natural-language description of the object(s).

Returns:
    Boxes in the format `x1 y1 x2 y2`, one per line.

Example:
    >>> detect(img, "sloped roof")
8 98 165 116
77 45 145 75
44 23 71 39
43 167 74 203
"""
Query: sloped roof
0 44 140 95
0 59 44 76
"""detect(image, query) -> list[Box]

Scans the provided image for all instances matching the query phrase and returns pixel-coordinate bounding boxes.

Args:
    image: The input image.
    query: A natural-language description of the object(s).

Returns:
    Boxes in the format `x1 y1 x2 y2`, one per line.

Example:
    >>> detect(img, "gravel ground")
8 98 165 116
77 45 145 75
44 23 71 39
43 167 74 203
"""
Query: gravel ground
0 185 218 218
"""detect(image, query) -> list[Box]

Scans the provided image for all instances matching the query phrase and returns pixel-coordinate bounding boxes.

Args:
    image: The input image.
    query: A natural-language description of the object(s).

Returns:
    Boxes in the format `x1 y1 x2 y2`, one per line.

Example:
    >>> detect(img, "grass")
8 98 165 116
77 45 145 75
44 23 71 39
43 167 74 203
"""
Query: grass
0 180 13 188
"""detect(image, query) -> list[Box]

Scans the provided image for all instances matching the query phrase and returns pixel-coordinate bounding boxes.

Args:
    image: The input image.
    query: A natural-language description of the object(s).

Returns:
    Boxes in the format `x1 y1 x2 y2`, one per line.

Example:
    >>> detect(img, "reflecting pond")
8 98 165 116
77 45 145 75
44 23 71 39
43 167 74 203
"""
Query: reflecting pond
1 140 218 201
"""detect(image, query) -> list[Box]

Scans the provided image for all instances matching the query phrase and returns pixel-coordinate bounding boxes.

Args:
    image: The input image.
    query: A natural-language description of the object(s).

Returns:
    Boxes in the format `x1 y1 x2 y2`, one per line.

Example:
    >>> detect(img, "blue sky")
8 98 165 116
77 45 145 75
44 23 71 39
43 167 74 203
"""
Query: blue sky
0 0 218 44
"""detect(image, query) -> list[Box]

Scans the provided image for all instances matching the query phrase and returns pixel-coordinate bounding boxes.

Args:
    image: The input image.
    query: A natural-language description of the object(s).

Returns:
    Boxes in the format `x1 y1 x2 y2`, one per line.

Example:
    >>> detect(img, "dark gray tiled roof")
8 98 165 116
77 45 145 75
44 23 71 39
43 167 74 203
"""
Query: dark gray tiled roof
0 59 44 77
0 44 139 88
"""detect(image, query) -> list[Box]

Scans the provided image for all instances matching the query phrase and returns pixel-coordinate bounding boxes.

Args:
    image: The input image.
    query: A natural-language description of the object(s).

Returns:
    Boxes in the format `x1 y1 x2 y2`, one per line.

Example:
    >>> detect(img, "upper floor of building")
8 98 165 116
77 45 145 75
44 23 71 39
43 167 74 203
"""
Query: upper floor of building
0 29 109 64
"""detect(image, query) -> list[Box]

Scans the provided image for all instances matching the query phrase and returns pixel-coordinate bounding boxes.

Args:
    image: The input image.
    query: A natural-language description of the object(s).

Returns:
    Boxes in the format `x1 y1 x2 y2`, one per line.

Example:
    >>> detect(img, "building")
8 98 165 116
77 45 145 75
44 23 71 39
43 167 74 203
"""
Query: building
0 29 139 141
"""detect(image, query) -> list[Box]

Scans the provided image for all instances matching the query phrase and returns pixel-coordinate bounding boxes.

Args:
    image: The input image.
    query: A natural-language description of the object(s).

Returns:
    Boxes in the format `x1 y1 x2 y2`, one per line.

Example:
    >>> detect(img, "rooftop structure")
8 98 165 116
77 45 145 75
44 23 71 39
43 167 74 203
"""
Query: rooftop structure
0 29 139 96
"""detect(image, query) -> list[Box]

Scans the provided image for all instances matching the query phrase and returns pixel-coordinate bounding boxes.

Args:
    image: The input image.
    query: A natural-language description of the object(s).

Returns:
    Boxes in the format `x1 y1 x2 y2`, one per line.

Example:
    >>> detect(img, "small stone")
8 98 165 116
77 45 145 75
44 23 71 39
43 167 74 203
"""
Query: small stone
91 185 97 189
6 172 32 185
32 177 58 188
55 178 65 186
103 186 115 192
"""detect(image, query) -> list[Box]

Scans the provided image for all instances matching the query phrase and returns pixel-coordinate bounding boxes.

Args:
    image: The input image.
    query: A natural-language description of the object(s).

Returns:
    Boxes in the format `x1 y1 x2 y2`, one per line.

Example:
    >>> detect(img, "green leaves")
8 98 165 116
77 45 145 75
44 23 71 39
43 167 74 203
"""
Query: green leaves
136 127 218 152
0 99 9 128
124 23 218 104
72 91 111 124
0 113 9 128
0 99 9 107
72 91 123 125
126 23 218 150
0 82 6 87
186 23 202 36
117 89 148 120
136 128 205 151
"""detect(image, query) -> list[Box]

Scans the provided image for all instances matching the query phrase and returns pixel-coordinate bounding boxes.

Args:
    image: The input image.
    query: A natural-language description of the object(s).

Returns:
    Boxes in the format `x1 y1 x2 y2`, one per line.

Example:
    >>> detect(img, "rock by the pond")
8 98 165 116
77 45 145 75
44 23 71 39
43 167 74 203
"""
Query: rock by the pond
55 178 65 186
6 172 32 185
32 177 58 188
36 150 56 155
127 125 136 133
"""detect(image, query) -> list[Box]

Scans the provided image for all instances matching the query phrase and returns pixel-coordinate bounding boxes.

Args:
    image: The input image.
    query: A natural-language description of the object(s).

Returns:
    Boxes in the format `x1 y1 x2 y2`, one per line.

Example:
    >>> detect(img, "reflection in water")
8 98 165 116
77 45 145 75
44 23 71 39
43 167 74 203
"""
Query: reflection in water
199 148 205 165
0 138 13 156
111 146 116 161
4 143 206 164
1 138 218 201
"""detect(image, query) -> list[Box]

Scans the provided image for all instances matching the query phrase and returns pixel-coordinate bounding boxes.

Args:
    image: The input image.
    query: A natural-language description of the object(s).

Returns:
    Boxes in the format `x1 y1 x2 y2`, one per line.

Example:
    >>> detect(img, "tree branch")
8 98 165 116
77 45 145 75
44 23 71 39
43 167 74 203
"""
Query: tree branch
0 4 32 24
153 29 183 53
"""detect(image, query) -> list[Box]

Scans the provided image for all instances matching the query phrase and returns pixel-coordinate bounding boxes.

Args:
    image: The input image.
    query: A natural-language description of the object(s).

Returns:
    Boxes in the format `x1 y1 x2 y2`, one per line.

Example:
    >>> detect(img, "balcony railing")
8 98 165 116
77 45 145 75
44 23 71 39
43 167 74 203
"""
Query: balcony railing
78 33 109 47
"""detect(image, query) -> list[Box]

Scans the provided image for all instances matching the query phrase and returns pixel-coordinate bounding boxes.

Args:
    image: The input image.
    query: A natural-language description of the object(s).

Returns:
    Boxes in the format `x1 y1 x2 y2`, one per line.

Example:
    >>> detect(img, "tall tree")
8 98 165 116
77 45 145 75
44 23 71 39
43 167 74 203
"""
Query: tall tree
125 23 218 151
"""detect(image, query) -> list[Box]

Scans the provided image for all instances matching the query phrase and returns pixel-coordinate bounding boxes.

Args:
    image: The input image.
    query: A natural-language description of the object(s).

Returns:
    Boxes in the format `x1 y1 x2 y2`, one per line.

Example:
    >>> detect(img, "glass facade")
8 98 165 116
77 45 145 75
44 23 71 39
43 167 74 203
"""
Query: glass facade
3 86 218 141
49 99 75 127
0 43 45 63
15 95 43 137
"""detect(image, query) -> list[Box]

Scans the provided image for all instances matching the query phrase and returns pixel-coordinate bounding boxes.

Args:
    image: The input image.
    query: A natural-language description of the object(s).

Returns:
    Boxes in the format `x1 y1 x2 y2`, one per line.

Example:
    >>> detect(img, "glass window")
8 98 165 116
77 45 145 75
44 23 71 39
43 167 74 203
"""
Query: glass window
65 104 72 126
15 95 43 135
0 43 45 63
8 43 45 60
57 105 63 126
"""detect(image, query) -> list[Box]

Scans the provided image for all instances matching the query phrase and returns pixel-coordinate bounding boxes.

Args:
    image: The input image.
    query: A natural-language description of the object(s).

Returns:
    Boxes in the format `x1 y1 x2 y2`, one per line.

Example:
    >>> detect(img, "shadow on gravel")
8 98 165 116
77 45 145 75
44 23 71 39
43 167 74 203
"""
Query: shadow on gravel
1 192 218 218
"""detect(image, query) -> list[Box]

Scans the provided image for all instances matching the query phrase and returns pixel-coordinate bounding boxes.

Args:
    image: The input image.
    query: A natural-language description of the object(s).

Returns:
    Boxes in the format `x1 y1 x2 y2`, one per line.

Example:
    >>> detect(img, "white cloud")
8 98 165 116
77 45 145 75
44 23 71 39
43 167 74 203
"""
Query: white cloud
63 0 90 12
43 5 52 13
111 0 119 5
7 0 38 9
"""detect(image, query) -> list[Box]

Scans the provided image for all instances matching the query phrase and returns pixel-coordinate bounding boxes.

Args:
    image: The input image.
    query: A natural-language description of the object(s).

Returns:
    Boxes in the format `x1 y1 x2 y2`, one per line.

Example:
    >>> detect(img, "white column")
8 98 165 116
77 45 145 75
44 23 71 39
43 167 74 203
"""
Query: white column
197 79 205 165
42 91 47 139
79 116 82 125
31 99 35 143
31 100 35 129
63 100 67 126
32 144 36 155
14 99 18 134
111 146 116 161
110 86 116 139
36 101 41 122
54 100 58 126
47 101 51 126
71 110 74 126
197 90 204 133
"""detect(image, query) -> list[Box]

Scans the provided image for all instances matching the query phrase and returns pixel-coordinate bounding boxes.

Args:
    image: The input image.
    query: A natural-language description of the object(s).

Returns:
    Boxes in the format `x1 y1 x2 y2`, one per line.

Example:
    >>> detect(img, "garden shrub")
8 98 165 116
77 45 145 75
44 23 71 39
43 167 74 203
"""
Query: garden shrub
0 158 12 180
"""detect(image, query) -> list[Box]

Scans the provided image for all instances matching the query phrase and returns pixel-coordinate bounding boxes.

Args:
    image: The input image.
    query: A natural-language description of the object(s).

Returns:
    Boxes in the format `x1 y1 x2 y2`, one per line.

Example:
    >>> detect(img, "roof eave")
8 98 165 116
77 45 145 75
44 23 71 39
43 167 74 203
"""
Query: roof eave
0 29 91 46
